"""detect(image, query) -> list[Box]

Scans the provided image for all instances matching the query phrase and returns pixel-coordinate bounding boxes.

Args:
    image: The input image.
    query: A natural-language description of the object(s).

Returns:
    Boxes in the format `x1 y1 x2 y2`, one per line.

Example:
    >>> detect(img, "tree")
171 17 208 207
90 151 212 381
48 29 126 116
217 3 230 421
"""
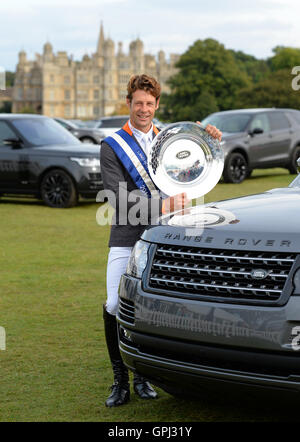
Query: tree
5 71 15 87
0 101 12 113
236 68 300 109
158 39 251 122
270 46 300 71
229 50 270 83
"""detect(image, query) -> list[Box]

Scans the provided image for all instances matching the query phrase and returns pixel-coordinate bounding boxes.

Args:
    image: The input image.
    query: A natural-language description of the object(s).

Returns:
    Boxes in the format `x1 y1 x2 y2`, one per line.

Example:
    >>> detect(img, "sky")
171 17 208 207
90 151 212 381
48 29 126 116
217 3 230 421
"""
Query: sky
1 0 300 72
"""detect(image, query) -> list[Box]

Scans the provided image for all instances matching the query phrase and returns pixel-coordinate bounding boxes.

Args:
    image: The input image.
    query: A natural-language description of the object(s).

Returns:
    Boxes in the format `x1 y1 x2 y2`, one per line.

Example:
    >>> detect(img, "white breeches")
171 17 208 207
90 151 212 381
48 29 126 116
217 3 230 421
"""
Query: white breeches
105 247 133 315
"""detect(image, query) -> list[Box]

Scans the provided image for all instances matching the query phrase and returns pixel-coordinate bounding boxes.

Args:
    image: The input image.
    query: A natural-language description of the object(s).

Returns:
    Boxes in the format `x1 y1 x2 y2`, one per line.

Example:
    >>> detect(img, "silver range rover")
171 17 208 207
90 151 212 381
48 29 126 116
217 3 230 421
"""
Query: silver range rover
117 171 300 398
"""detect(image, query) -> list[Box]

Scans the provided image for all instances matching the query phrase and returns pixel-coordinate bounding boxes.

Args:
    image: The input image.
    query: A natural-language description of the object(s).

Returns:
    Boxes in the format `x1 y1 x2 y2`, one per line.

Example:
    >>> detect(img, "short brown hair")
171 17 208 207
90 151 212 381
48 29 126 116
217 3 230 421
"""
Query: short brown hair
126 74 161 102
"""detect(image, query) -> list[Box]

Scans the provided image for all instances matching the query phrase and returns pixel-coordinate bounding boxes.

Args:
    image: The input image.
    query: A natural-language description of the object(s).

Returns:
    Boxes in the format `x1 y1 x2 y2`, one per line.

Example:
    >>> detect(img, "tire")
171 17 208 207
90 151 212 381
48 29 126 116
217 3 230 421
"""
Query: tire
223 152 248 183
246 168 253 178
40 169 78 208
288 145 300 174
80 137 96 144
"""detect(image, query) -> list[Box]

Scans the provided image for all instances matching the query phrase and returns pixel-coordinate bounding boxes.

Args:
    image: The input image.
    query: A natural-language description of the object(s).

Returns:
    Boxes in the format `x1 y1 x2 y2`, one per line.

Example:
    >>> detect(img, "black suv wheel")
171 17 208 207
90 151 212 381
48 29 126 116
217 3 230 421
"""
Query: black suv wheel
288 145 300 174
40 169 78 208
223 152 248 183
80 136 96 144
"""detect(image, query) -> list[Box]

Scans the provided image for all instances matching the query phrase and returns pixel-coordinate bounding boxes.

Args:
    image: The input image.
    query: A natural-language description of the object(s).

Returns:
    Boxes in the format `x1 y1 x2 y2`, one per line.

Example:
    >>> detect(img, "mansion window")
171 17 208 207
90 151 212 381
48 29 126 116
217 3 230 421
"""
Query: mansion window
49 90 55 101
77 106 88 117
77 89 88 100
78 74 88 83
64 105 71 117
16 88 23 100
119 74 128 84
93 105 100 116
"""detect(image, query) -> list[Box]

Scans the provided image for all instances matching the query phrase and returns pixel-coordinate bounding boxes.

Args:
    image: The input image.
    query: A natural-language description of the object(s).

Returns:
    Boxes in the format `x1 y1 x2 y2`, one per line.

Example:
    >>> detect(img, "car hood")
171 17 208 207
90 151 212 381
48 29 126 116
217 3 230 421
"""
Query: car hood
33 143 101 156
142 187 300 252
203 188 300 233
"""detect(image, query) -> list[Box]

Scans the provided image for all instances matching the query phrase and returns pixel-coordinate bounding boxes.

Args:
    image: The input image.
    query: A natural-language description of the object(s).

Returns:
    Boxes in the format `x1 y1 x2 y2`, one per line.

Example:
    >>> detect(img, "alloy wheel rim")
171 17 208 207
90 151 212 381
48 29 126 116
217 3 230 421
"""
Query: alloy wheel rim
231 157 246 182
43 172 71 206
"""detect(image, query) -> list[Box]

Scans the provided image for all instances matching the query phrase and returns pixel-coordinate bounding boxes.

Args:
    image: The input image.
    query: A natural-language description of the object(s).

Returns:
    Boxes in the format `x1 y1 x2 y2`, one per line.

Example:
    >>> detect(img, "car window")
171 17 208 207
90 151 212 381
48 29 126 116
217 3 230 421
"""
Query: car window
0 121 19 146
201 113 252 133
98 117 128 128
268 112 291 130
249 113 270 132
286 111 300 126
12 118 81 146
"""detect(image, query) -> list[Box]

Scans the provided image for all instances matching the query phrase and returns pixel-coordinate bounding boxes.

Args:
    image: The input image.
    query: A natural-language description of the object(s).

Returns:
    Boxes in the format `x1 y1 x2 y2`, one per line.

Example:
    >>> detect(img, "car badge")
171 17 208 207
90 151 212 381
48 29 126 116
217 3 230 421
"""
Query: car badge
251 269 268 280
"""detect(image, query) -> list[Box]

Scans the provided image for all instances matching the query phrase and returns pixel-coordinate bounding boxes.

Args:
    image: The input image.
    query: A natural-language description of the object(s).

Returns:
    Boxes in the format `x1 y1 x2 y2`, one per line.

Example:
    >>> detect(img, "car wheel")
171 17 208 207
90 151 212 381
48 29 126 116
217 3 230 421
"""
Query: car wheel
223 152 248 183
80 137 96 144
246 168 253 178
40 169 78 208
288 145 300 174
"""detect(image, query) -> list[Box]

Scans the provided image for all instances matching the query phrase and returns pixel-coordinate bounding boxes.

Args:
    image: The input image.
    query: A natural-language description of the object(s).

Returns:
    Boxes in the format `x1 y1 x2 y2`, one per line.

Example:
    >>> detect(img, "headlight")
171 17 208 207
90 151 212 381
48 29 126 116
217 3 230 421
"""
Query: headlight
293 268 300 295
126 240 150 278
70 157 99 168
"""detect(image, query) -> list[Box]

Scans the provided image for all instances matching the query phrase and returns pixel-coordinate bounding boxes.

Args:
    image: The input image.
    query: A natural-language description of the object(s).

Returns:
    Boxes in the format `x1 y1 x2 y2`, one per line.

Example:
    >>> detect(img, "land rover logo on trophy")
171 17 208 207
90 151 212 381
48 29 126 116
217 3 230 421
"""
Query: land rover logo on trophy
251 269 269 280
176 150 191 160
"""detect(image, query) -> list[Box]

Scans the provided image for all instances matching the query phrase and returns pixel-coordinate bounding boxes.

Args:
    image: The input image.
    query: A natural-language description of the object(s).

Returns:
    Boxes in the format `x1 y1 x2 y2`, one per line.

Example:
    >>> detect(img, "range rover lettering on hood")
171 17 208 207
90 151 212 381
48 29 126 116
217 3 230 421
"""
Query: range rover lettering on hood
163 233 291 248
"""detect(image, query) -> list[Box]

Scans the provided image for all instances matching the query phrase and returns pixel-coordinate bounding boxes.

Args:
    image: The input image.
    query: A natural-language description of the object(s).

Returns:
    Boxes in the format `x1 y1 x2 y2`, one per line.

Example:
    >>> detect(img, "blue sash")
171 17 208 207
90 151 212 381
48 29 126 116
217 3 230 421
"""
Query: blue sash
104 127 157 198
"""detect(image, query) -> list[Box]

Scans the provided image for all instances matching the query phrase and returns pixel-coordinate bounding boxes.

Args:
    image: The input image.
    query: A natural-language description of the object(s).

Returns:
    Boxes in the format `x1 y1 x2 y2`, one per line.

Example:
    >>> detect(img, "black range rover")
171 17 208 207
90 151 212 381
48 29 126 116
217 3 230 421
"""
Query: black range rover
0 114 103 208
117 169 300 397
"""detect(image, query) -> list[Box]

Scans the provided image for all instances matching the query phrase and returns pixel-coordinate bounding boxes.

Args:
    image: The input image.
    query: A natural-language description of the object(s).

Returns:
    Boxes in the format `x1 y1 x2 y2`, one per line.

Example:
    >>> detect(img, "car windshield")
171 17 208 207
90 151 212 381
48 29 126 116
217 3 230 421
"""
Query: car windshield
202 113 252 133
80 120 98 128
97 117 129 128
13 118 81 146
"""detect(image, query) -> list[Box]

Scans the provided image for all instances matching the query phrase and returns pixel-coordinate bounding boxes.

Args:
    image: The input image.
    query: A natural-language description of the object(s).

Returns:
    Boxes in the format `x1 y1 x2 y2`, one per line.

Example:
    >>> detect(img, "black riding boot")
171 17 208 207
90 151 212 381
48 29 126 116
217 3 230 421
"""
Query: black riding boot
133 372 158 400
103 305 130 407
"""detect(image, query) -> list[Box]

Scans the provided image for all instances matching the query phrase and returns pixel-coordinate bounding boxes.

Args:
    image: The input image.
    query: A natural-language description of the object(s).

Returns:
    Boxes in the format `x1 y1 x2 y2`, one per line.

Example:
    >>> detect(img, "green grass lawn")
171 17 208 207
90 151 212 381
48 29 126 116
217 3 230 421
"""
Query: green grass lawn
0 168 299 422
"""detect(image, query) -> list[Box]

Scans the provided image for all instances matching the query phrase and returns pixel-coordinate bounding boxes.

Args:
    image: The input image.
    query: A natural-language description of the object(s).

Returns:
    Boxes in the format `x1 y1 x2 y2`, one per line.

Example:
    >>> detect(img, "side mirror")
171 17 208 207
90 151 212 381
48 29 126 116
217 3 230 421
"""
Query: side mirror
3 138 23 149
249 127 264 136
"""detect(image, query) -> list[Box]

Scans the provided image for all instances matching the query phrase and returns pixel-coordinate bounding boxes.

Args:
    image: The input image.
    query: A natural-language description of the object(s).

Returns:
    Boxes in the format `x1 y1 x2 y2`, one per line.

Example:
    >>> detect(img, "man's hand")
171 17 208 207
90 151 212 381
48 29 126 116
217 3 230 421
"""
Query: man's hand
196 121 222 141
162 192 191 215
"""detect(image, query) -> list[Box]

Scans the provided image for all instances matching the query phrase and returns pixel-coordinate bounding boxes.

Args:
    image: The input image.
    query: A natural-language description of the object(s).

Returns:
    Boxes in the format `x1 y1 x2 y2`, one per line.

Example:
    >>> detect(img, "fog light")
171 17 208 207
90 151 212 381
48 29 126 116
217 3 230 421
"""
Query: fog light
124 329 132 341
120 326 132 342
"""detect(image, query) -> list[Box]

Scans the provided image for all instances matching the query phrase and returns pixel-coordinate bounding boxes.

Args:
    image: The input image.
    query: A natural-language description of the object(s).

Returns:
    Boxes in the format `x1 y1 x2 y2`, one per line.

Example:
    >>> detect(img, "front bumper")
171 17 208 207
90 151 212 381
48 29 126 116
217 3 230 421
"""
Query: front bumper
74 166 103 197
117 274 300 395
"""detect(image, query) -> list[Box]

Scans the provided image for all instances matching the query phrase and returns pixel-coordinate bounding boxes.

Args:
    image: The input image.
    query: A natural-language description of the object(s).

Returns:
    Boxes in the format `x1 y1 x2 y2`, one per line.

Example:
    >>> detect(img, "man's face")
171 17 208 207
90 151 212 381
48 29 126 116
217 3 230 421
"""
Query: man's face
127 89 159 133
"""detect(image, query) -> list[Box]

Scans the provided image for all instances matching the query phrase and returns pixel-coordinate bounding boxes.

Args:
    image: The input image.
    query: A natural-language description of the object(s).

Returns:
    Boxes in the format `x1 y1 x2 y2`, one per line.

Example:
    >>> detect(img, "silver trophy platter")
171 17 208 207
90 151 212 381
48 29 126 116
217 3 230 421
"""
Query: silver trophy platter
148 121 224 199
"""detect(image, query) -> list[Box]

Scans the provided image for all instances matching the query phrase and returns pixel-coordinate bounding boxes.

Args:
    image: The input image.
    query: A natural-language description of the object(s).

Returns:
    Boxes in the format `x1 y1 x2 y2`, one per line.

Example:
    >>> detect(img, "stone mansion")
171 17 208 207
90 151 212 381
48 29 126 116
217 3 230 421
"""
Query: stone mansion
12 24 180 119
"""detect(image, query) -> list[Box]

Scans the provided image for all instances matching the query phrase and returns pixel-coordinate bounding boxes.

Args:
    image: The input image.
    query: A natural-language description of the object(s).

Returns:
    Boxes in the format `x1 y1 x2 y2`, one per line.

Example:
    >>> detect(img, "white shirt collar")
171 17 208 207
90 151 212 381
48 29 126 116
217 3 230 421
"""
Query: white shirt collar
128 120 154 154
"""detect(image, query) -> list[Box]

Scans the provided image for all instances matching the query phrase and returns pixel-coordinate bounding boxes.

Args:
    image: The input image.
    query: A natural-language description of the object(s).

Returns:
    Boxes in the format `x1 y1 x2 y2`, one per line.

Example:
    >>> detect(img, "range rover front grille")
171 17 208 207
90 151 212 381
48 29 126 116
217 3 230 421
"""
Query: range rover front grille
147 244 297 305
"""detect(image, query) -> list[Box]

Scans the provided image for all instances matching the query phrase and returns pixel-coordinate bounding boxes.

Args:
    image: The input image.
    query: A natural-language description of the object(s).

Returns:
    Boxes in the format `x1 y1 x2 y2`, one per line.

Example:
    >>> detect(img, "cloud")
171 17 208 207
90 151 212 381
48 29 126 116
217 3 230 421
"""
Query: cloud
1 0 300 71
